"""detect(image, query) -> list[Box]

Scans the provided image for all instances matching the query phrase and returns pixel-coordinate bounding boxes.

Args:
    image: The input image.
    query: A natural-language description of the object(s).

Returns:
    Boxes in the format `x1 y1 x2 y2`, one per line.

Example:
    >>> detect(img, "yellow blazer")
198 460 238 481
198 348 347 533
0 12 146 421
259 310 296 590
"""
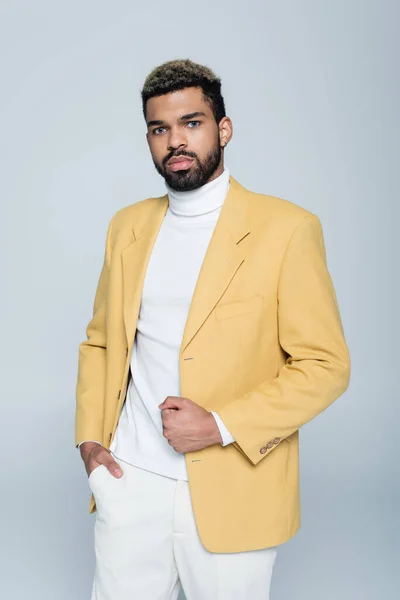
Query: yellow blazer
75 175 350 552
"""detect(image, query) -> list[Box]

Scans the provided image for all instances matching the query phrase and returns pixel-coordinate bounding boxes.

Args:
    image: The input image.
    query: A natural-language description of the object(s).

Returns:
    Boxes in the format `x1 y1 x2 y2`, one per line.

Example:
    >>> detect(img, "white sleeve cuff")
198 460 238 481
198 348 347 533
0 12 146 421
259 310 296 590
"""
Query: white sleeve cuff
77 440 103 449
210 411 235 446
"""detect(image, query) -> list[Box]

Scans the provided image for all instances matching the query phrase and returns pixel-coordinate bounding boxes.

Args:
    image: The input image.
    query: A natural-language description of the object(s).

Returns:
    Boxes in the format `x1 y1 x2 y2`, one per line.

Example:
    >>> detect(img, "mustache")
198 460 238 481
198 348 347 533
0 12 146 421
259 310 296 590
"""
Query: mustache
163 150 198 166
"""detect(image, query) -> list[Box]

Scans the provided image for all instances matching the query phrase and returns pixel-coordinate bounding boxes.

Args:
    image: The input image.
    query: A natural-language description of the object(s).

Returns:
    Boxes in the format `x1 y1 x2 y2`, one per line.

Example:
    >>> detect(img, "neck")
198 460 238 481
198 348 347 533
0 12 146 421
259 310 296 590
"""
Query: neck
165 167 230 217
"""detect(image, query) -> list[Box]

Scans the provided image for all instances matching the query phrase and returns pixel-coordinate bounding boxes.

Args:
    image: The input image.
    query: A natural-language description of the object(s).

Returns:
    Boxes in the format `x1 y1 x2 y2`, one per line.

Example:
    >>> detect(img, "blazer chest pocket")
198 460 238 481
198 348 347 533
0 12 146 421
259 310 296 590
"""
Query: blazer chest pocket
215 294 263 320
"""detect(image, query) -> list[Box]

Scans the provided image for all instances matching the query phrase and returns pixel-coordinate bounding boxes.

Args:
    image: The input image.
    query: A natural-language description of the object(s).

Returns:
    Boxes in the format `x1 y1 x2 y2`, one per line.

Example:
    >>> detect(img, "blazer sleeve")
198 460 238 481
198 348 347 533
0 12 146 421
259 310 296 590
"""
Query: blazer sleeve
217 213 351 466
75 214 115 447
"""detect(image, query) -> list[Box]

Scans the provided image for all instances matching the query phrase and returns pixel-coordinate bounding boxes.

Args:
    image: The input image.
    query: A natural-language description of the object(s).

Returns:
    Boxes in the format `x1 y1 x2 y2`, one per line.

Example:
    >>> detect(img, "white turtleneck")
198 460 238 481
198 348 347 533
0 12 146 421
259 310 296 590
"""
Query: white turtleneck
88 167 235 481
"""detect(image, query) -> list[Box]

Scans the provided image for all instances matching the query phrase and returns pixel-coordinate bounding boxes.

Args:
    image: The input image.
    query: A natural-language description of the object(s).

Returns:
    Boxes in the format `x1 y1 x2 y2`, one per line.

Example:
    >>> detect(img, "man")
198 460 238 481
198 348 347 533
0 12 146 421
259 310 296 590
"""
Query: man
76 58 351 600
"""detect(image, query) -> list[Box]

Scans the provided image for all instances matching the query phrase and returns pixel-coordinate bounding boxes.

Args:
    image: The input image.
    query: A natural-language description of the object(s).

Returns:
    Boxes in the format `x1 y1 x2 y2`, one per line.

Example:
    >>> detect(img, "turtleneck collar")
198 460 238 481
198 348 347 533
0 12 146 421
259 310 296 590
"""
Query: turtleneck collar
165 167 230 217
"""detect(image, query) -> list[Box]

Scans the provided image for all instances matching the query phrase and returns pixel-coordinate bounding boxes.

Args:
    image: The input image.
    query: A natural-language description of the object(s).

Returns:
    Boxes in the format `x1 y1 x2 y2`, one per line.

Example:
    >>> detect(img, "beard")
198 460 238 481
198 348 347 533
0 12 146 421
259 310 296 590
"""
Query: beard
153 141 222 192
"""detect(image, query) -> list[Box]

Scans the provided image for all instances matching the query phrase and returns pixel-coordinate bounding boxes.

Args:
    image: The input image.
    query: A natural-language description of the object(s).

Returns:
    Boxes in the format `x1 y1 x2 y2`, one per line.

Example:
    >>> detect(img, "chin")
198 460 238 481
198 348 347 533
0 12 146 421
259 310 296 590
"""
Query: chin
166 174 202 192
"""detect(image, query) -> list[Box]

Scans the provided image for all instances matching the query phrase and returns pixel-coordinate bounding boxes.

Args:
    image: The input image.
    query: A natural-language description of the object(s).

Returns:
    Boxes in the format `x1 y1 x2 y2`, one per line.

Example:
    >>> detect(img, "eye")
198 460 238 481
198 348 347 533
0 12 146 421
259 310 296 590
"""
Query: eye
187 121 200 128
152 127 166 135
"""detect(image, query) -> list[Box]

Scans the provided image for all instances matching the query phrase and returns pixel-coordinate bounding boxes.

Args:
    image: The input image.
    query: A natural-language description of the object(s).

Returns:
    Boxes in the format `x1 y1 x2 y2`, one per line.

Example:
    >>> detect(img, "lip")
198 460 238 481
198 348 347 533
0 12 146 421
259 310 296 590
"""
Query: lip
167 156 194 171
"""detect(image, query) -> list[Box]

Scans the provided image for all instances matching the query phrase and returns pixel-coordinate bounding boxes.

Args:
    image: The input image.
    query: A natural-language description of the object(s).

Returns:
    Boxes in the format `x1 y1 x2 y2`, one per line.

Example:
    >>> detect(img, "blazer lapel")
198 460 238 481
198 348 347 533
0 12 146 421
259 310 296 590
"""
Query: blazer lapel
180 176 250 353
121 175 250 350
121 197 169 344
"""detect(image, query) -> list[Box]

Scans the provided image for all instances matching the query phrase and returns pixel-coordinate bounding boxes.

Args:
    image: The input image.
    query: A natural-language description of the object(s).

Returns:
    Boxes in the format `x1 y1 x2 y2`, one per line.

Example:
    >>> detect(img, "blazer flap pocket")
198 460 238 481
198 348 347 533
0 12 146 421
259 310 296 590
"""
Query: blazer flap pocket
215 294 263 320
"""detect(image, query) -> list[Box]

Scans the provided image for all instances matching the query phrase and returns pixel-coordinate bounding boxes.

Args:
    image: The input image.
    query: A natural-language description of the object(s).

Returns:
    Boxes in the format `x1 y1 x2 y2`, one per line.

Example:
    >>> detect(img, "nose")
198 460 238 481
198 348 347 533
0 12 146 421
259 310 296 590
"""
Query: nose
167 127 187 152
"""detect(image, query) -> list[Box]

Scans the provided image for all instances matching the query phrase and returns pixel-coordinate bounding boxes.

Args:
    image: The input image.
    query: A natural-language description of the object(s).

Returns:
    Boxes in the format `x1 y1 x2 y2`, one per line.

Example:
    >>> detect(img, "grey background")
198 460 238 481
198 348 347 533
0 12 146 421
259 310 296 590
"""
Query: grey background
2 1 398 598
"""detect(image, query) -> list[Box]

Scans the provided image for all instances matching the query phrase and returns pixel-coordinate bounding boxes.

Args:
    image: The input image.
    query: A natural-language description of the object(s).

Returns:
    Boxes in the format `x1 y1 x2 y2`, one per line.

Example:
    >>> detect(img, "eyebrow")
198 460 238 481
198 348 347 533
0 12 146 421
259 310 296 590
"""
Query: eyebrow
146 111 207 128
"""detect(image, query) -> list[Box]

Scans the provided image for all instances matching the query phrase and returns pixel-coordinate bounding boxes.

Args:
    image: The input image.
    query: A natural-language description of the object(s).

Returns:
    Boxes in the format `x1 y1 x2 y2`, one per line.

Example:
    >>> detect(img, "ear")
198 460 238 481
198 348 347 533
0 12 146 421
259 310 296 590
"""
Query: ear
219 116 233 148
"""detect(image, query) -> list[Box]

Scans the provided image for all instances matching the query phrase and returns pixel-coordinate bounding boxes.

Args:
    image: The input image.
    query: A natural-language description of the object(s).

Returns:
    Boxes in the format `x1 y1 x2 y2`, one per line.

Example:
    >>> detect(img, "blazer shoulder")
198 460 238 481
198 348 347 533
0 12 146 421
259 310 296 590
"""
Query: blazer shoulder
237 182 322 245
99 195 166 258
109 195 165 236
248 189 317 226
114 194 163 221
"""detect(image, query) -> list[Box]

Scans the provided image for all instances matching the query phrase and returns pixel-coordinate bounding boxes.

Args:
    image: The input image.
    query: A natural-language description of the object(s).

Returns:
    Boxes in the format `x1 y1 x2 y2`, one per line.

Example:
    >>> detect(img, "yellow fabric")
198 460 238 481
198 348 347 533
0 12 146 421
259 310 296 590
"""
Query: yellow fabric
75 175 350 552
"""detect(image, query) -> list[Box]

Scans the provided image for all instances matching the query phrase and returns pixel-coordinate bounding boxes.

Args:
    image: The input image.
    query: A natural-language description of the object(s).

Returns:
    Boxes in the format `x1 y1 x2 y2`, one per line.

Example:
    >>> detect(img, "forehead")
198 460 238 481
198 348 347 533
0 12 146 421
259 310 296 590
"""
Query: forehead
146 87 212 122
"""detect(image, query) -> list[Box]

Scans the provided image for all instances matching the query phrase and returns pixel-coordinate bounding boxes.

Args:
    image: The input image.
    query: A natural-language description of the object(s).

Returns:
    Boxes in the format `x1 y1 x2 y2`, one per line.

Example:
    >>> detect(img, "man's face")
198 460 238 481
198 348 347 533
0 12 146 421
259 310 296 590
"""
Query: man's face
145 87 225 191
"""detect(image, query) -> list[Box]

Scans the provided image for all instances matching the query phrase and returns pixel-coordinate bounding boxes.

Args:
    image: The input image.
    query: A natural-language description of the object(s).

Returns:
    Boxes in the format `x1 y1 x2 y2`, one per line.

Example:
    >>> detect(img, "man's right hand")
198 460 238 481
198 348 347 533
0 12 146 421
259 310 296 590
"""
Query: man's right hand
80 441 123 479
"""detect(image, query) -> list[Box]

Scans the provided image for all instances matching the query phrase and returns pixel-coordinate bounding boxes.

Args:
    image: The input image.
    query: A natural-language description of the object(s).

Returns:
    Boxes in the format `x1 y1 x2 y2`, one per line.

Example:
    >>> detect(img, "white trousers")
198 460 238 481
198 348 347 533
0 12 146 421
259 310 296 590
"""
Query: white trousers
89 455 277 600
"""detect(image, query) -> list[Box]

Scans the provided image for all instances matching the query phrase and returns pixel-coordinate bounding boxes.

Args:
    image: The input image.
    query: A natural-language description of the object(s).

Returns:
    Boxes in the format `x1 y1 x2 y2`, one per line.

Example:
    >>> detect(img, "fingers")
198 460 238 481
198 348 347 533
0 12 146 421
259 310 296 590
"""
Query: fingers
158 396 184 410
87 447 123 479
103 455 123 478
160 407 175 419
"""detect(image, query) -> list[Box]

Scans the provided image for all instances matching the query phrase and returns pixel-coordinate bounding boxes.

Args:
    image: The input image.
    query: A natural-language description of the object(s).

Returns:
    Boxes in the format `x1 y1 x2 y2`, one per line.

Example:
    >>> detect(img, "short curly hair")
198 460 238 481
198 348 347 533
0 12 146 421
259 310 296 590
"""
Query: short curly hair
141 58 226 125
